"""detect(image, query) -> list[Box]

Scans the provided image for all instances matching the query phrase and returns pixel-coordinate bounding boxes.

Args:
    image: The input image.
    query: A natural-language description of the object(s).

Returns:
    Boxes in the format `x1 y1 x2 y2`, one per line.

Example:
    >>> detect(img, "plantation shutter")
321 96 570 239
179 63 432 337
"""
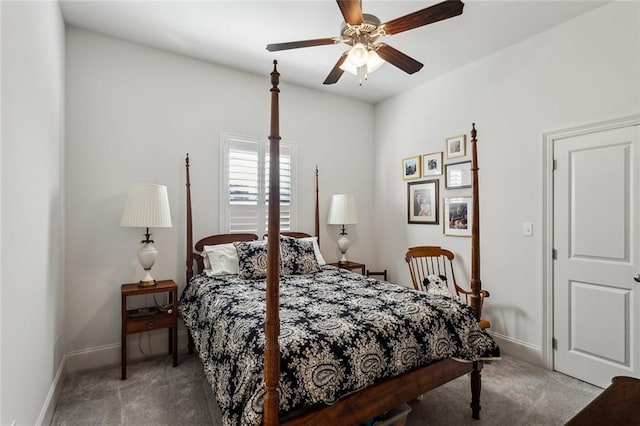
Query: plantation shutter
228 140 261 233
221 133 296 235
266 145 292 232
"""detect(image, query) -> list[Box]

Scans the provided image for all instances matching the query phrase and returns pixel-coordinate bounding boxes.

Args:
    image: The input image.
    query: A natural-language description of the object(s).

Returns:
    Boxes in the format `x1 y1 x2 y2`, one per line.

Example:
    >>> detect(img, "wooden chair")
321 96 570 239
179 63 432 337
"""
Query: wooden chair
405 246 490 329
366 269 388 281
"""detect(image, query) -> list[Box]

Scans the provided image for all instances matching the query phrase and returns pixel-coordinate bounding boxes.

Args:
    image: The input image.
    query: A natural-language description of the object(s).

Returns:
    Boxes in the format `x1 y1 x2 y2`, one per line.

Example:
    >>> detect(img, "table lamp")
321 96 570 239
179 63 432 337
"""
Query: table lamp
327 193 358 263
120 183 172 286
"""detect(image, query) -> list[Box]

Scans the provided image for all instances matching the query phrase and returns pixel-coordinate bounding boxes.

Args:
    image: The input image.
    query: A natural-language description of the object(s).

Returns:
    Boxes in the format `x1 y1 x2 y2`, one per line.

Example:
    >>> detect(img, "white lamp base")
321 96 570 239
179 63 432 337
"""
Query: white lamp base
137 242 158 287
337 234 350 263
139 272 156 287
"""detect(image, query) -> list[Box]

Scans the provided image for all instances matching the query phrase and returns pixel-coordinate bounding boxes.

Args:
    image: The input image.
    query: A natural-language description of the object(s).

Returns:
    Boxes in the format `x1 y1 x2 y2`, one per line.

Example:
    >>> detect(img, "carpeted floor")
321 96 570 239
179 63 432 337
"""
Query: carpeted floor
51 353 601 425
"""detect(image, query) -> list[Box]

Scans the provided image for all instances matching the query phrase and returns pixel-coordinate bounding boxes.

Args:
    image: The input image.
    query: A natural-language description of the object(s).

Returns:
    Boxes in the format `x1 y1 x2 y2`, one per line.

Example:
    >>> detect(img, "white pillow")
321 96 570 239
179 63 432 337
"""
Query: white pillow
201 252 211 270
299 236 326 266
203 243 239 276
423 274 457 299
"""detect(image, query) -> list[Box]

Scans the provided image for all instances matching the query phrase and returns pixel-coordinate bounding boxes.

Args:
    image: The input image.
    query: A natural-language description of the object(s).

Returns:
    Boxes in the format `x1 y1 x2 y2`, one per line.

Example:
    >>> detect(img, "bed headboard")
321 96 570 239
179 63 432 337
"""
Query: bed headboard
276 232 312 239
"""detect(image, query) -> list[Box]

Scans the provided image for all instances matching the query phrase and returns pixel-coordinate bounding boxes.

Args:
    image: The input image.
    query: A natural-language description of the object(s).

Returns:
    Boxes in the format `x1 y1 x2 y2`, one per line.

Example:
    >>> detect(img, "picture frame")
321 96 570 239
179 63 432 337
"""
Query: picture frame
407 180 439 224
445 160 472 189
422 152 443 177
446 134 466 159
444 196 472 237
402 156 421 180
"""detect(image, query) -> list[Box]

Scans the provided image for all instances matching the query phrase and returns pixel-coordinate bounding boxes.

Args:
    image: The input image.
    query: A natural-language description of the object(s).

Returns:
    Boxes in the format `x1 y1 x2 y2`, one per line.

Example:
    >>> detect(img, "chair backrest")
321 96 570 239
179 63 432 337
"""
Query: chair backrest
405 245 490 329
405 246 465 300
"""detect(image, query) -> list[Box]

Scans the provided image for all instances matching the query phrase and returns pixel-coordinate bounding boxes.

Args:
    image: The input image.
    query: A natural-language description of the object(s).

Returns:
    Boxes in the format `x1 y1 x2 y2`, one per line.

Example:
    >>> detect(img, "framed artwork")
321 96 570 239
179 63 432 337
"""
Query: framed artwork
422 152 443 177
402 156 421 180
407 180 439 224
444 196 472 237
446 134 466 159
445 160 472 189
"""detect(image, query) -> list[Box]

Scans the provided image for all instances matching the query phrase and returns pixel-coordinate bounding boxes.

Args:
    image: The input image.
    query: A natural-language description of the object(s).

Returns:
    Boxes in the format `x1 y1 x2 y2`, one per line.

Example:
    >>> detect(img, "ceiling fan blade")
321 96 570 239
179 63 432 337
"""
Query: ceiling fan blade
337 0 363 26
266 38 340 52
323 52 348 85
382 0 464 35
375 43 424 74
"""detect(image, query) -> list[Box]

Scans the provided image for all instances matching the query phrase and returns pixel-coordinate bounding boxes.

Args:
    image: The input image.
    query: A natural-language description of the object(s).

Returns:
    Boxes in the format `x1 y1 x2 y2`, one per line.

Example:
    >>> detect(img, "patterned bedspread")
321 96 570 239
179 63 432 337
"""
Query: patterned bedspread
179 266 500 425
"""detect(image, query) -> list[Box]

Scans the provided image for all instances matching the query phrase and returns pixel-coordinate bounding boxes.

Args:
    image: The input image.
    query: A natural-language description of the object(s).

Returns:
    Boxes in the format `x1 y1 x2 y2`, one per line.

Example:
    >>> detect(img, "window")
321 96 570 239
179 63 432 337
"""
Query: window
220 133 297 235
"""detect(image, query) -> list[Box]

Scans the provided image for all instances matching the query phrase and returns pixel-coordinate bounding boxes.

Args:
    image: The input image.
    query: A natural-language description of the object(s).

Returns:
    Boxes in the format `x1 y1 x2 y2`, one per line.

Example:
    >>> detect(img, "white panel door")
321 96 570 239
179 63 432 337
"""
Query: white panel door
553 124 640 388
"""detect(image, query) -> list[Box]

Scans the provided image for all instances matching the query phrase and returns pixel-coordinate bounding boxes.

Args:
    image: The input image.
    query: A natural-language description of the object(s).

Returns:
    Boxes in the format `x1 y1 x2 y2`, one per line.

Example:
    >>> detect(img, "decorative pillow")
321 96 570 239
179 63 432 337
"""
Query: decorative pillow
299 236 326 266
234 240 269 280
203 243 239 276
280 236 321 275
422 274 456 299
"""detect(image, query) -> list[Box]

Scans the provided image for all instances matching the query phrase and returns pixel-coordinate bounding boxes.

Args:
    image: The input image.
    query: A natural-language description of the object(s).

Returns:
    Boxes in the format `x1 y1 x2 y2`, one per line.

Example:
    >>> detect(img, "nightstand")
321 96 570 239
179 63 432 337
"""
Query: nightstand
328 261 366 275
121 279 178 380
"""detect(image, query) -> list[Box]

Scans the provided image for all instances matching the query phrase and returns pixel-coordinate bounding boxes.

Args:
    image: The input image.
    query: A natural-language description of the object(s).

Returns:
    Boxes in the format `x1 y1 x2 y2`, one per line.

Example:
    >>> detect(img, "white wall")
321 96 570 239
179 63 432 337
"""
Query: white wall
64 28 375 370
373 1 640 364
1 2 66 424
0 3 4 421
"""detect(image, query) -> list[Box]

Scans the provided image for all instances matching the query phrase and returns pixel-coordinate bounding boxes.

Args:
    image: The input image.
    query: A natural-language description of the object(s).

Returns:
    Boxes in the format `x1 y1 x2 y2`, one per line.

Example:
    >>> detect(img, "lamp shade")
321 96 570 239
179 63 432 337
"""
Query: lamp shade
121 184 172 228
327 194 358 225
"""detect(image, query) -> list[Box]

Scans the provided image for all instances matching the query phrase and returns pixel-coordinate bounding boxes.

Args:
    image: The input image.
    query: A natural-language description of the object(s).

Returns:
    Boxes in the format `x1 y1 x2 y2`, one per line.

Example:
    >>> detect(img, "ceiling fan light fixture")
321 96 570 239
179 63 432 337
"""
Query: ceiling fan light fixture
340 50 385 77
347 42 369 67
339 60 357 76
339 62 368 85
366 51 385 73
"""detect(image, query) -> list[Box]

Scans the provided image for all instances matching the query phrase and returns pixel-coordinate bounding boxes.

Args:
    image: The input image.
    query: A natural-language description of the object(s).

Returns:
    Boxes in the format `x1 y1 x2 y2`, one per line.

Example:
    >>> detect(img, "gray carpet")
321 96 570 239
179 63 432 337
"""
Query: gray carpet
51 353 601 425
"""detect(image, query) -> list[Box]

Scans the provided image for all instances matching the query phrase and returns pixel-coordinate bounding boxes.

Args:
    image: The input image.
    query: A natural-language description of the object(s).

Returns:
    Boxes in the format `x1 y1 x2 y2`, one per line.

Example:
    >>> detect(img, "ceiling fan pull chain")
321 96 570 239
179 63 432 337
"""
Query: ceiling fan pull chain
357 65 367 86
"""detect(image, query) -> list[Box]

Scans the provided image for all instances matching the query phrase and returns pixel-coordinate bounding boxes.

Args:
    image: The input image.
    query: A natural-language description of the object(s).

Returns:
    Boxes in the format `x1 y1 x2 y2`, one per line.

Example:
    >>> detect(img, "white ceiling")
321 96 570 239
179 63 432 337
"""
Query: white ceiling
59 0 606 104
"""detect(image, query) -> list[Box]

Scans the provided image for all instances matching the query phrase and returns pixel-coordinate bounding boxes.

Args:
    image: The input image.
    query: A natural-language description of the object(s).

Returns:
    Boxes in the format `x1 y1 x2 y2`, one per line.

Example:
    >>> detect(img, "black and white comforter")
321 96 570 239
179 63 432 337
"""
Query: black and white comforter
179 266 500 425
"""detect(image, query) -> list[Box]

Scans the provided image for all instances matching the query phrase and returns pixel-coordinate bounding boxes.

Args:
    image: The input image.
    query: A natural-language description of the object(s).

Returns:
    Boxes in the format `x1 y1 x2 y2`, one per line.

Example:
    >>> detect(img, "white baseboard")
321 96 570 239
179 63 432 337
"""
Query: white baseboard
36 353 67 426
66 330 190 373
489 331 546 368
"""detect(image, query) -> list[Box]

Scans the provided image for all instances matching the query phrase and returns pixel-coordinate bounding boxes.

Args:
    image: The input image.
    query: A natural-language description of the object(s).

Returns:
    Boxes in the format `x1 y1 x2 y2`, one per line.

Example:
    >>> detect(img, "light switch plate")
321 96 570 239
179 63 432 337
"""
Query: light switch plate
523 222 533 236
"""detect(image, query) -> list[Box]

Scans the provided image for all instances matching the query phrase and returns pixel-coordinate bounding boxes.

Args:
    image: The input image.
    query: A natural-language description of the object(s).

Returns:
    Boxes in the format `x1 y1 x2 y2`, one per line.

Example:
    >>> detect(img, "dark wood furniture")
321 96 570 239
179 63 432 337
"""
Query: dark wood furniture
366 269 388 281
184 61 487 425
566 376 640 425
405 246 490 329
121 279 178 380
329 260 366 274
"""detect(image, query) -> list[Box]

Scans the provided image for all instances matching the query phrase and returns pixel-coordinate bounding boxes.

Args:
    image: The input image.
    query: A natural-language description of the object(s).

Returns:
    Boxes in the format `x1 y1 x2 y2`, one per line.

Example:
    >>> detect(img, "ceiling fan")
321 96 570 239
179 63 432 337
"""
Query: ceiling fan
266 0 464 85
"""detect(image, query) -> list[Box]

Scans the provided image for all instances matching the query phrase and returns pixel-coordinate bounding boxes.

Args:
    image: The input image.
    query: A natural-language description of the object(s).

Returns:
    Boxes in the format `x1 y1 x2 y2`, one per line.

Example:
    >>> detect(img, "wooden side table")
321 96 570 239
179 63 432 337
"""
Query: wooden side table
366 270 388 281
328 261 366 275
121 279 178 380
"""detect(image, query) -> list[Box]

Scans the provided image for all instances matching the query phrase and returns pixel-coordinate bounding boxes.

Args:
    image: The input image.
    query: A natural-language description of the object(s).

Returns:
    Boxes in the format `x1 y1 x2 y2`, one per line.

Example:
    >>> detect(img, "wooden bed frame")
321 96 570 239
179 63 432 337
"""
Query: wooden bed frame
184 60 485 425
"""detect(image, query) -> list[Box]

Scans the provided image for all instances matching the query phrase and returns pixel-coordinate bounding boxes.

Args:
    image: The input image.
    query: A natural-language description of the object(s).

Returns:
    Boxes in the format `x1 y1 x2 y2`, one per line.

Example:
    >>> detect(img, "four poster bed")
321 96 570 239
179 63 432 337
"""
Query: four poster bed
178 62 499 425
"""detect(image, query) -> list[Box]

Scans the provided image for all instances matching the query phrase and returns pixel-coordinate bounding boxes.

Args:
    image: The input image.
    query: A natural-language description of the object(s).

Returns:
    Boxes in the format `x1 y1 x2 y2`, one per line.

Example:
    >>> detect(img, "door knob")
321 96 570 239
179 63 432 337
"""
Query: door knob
635 273 640 283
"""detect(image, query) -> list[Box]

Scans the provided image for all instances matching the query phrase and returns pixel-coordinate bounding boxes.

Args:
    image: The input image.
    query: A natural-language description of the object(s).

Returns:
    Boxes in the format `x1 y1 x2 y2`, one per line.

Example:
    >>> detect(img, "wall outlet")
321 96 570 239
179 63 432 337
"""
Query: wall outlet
523 222 533 237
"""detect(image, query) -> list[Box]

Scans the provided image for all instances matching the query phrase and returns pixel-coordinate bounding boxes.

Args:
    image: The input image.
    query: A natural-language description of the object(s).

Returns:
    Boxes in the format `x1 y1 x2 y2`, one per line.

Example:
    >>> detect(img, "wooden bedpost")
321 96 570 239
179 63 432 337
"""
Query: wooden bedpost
469 123 482 420
186 153 193 284
264 60 281 426
185 153 196 354
469 123 481 322
315 166 320 244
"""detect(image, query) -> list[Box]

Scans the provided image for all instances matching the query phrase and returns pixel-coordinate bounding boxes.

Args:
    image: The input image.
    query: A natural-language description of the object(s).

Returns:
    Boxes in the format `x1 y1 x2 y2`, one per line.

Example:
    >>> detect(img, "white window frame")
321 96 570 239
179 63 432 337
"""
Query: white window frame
219 132 298 235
